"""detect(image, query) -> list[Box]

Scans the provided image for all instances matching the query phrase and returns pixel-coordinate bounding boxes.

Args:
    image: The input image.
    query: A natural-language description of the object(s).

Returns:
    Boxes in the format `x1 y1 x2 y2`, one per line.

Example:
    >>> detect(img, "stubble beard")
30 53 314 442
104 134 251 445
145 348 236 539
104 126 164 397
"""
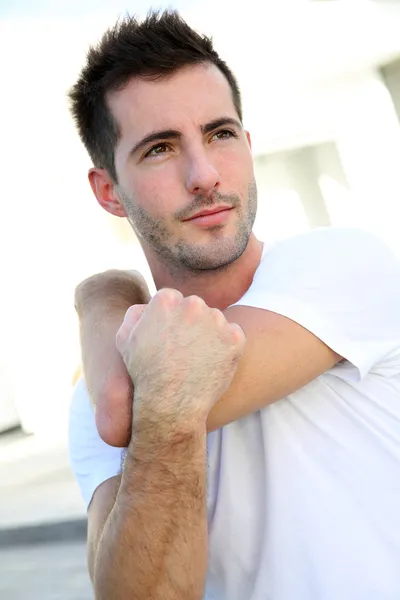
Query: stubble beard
119 179 258 274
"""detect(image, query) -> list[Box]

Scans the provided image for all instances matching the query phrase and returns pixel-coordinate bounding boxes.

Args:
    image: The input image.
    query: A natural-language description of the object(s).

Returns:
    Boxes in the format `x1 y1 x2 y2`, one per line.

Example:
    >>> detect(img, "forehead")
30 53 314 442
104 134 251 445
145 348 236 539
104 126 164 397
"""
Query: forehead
107 63 238 144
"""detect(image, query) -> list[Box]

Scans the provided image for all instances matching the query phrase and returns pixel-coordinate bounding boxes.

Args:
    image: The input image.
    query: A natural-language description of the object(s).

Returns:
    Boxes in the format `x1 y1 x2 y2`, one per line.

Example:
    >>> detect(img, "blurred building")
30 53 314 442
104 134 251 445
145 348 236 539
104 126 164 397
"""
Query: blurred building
1 0 400 436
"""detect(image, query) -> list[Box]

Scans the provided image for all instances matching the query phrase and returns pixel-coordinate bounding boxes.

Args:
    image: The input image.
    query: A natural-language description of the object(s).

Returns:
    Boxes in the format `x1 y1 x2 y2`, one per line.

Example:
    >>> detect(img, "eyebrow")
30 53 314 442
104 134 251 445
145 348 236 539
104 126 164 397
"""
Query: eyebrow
201 117 242 135
130 116 242 157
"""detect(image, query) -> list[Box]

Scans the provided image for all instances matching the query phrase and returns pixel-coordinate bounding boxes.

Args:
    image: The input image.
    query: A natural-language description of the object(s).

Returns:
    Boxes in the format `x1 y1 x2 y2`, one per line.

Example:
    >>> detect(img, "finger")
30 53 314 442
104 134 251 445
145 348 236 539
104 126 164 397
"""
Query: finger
124 304 147 328
228 322 247 350
116 304 147 351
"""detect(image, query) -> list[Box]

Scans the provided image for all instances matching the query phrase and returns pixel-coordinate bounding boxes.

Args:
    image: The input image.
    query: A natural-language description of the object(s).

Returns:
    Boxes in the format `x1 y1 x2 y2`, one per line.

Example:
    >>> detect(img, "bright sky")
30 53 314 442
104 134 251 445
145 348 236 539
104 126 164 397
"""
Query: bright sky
0 0 194 19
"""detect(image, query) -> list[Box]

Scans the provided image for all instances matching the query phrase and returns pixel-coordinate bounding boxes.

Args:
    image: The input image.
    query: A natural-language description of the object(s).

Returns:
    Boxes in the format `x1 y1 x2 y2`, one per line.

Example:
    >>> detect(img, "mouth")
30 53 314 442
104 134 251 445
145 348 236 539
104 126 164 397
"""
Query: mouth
183 205 233 221
182 206 234 228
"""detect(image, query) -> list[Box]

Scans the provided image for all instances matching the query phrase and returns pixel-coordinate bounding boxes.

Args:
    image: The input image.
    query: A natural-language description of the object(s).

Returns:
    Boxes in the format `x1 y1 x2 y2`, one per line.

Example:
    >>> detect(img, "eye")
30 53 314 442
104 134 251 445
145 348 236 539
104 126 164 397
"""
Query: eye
144 142 171 158
211 129 238 141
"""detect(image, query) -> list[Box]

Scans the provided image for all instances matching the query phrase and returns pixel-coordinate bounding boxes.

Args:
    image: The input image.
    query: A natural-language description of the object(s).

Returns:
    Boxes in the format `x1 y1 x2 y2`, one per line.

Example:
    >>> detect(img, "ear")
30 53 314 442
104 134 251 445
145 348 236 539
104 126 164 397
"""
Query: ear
88 168 127 218
245 130 252 149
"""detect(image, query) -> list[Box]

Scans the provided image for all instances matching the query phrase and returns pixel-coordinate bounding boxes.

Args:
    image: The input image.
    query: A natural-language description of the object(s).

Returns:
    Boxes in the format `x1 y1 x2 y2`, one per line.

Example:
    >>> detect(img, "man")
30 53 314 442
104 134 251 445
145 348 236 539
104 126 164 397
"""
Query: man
69 10 400 600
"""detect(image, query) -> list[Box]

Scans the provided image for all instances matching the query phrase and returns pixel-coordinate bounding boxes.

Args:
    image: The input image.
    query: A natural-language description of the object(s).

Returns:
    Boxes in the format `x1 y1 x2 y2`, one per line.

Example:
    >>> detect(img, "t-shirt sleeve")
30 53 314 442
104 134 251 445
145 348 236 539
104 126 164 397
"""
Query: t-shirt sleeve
233 227 400 382
68 378 124 509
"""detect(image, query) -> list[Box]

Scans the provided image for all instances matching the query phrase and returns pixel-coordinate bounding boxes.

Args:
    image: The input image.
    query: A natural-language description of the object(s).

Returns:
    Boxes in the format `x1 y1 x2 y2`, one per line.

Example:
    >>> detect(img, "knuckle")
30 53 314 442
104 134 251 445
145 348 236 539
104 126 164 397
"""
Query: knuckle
184 295 205 310
211 307 226 325
155 288 183 305
124 304 138 319
182 295 207 322
228 323 246 345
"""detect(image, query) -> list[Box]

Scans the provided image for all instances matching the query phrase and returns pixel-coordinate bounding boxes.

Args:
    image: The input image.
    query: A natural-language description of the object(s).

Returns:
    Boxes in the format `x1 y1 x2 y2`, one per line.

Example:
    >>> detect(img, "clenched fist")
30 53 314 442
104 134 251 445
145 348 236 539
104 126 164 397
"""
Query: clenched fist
116 289 246 427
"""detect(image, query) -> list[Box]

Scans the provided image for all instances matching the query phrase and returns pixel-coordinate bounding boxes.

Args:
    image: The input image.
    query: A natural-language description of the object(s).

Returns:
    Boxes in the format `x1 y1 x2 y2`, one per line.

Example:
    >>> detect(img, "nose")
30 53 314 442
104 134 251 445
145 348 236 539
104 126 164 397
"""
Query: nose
185 152 220 196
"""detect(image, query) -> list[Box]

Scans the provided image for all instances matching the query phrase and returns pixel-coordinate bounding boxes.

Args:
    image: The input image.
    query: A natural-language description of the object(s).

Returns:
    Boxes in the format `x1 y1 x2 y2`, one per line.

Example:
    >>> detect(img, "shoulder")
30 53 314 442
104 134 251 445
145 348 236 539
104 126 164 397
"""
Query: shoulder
264 226 395 265
251 227 399 290
230 228 400 380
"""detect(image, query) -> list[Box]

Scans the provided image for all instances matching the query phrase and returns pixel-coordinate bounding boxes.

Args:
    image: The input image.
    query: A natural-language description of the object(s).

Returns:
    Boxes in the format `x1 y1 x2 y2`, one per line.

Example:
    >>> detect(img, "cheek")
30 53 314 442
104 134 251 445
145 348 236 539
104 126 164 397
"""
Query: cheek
218 148 254 188
125 175 174 220
136 164 185 213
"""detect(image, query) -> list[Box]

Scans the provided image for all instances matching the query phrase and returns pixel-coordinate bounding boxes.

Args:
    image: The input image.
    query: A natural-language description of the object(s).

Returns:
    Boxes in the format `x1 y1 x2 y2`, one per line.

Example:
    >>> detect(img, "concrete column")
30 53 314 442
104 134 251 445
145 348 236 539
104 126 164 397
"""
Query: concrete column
332 72 400 254
286 147 332 229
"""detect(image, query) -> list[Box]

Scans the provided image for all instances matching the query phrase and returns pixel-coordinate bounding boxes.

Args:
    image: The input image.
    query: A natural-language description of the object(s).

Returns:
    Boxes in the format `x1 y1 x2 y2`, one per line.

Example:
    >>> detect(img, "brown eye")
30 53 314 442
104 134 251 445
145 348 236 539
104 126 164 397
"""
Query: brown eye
145 143 170 157
212 129 237 141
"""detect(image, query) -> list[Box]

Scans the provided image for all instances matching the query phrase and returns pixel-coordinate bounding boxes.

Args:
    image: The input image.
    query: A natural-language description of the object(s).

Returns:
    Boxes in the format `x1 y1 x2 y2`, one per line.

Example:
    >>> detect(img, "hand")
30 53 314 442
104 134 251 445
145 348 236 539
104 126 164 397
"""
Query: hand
116 289 246 427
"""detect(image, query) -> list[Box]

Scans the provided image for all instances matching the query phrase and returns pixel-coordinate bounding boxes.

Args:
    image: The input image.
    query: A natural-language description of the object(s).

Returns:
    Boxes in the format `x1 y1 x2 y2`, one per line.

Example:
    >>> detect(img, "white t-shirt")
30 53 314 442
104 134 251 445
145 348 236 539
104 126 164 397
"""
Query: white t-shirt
69 226 400 600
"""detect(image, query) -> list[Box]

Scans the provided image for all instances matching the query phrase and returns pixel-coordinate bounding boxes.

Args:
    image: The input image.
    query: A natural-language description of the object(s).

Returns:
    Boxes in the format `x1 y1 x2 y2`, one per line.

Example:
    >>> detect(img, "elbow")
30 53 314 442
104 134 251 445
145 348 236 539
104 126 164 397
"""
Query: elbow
95 379 133 448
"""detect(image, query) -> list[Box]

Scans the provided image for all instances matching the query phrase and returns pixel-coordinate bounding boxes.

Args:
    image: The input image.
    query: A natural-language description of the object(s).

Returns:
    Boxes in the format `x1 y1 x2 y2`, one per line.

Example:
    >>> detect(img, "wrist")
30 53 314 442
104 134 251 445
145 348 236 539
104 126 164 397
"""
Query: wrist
123 413 207 488
132 391 208 438
132 409 207 445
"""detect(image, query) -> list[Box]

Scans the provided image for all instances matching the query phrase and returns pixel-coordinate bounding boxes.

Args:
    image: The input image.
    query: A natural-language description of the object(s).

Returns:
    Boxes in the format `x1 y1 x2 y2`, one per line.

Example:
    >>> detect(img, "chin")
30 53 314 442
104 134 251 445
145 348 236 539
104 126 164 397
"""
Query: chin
176 235 249 272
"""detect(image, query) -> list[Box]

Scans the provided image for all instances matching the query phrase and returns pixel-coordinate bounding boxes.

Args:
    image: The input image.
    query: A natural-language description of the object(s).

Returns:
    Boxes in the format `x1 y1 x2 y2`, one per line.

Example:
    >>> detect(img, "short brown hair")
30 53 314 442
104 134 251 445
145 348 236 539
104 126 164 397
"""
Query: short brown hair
68 10 243 182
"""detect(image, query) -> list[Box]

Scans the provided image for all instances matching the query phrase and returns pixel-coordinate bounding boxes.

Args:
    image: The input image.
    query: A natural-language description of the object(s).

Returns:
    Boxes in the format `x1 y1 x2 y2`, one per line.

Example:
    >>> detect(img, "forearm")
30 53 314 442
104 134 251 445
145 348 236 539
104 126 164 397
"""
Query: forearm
75 270 150 445
76 270 142 392
93 415 208 600
79 303 131 404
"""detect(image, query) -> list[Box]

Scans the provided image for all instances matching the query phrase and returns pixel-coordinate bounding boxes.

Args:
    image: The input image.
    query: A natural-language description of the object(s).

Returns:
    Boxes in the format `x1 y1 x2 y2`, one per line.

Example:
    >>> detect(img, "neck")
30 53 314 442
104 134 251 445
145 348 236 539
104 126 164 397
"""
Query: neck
144 235 263 310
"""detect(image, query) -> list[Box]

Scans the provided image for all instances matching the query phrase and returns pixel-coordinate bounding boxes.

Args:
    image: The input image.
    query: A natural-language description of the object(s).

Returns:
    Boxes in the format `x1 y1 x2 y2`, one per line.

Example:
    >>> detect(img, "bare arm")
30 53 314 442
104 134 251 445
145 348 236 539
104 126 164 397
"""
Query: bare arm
75 269 150 445
208 304 340 430
83 290 244 599
75 271 339 447
87 476 120 583
90 423 208 600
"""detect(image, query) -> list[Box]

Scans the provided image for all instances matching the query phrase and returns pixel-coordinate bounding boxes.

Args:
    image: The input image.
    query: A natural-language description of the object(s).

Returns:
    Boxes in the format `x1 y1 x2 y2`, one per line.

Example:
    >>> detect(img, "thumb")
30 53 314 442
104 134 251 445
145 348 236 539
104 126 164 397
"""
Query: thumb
123 304 147 328
116 304 147 351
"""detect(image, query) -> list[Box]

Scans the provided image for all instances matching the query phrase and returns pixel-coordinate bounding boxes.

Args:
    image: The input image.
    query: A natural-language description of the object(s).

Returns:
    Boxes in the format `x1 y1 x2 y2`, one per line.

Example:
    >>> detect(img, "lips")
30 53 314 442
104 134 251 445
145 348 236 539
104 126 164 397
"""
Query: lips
184 206 232 221
182 206 234 228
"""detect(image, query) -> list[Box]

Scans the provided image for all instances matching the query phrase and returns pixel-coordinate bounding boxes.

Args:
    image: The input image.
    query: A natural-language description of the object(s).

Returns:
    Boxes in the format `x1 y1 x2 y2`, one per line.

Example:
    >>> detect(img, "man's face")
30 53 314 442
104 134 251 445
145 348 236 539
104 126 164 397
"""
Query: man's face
108 63 257 272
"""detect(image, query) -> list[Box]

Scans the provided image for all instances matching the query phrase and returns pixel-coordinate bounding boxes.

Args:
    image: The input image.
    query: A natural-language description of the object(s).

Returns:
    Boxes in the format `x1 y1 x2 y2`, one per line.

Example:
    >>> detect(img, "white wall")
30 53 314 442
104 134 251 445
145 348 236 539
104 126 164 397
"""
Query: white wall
252 69 400 257
1 13 400 436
